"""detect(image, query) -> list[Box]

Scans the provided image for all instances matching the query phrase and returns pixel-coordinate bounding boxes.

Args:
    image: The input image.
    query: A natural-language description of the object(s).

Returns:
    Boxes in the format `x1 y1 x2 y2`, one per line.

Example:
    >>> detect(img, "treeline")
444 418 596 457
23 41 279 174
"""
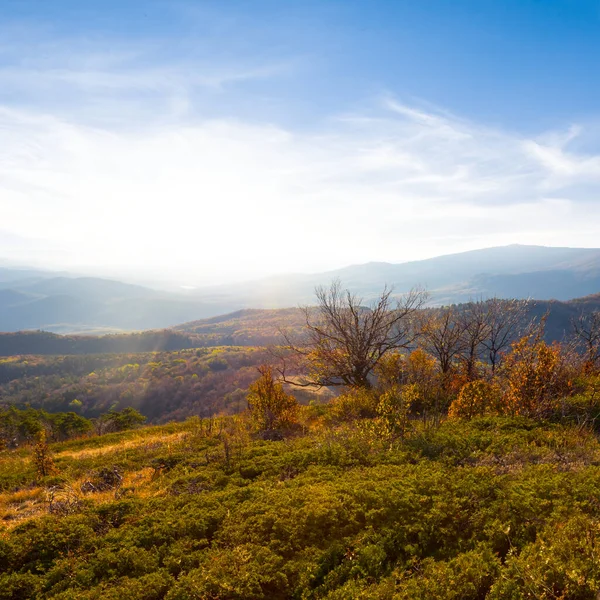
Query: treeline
0 405 146 448
0 330 201 357
0 310 308 357
2 290 600 429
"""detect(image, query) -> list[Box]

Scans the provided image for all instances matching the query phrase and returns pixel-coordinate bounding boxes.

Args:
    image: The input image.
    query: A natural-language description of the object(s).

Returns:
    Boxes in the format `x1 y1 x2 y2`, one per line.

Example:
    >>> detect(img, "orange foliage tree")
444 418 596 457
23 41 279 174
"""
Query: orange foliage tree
448 380 502 420
500 334 572 418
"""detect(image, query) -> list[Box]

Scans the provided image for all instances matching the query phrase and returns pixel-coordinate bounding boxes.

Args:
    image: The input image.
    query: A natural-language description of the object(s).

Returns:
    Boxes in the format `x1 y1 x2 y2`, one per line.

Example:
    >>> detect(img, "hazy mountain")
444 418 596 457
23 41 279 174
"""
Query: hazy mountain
2 293 600 357
195 244 600 306
0 274 239 333
0 266 71 286
1 244 600 333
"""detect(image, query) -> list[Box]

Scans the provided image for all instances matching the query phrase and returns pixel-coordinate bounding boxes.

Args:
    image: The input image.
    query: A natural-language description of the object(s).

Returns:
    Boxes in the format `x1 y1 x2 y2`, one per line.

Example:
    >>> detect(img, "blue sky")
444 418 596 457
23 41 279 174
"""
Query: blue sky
1 1 600 284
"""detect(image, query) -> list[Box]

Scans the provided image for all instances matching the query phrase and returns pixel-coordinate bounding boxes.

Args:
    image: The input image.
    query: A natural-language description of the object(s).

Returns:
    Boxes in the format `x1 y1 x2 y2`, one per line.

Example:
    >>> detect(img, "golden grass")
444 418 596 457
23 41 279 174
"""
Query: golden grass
0 427 193 531
0 486 46 529
55 431 189 460
0 464 163 531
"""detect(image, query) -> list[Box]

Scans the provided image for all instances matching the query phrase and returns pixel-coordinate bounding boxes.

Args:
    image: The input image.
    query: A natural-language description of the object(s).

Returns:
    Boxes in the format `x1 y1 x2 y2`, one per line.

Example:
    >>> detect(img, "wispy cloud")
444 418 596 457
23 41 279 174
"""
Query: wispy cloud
1 21 600 284
0 20 293 128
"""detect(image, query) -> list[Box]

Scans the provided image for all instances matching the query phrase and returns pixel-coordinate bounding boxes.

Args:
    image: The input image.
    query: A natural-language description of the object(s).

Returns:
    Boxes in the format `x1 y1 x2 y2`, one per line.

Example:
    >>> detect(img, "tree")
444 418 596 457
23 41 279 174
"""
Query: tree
457 301 489 381
92 407 146 435
571 310 600 372
247 365 298 432
49 412 92 441
481 298 530 375
417 306 465 376
281 280 426 389
33 430 56 479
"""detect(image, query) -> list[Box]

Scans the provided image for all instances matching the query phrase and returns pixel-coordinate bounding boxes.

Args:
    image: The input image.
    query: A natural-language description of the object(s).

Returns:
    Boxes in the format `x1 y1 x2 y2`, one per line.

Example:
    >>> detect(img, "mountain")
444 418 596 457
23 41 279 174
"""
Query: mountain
0 273 240 333
190 244 600 307
173 294 600 347
1 244 600 333
1 292 600 356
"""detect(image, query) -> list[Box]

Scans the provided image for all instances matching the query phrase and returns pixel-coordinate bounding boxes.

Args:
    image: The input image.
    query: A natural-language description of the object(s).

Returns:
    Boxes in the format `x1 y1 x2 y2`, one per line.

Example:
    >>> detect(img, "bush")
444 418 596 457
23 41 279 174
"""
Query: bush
329 388 379 422
395 546 500 599
0 572 41 600
448 380 502 420
500 336 572 418
489 515 600 599
247 365 298 432
374 385 412 441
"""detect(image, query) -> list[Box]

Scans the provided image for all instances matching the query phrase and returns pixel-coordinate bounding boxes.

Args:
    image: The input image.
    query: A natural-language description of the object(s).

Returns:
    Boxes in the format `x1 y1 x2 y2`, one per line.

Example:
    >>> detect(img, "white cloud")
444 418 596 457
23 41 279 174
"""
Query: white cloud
2 97 600 285
1 28 600 285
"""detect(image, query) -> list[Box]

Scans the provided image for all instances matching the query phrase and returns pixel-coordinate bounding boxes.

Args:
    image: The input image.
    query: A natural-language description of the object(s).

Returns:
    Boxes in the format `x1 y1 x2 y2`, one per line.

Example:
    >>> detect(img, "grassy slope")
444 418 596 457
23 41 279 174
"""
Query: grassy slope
2 412 600 599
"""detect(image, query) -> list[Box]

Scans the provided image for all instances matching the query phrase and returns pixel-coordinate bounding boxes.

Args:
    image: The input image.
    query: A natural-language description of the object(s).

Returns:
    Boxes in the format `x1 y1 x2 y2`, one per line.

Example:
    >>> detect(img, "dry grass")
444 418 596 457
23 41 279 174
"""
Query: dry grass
0 465 161 531
0 486 46 529
0 427 193 531
55 431 189 460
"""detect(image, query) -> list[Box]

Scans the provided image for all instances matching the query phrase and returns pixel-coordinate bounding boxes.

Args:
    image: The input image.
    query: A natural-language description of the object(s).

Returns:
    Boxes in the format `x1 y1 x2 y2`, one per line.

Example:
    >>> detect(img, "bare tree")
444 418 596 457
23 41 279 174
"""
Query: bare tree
481 297 530 375
571 310 600 372
280 280 427 389
417 306 465 375
458 301 490 381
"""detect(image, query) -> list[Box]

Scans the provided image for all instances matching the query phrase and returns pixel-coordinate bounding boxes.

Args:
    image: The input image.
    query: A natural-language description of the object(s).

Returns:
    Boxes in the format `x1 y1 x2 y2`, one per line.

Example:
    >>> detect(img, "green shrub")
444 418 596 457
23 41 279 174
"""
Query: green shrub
489 515 600 599
394 546 500 599
0 572 41 600
328 388 379 422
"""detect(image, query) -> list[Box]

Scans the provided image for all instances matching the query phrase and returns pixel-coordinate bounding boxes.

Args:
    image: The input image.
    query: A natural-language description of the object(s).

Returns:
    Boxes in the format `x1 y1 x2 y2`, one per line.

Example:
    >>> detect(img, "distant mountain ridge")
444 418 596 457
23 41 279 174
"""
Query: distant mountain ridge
197 244 600 307
1 244 600 333
2 293 600 356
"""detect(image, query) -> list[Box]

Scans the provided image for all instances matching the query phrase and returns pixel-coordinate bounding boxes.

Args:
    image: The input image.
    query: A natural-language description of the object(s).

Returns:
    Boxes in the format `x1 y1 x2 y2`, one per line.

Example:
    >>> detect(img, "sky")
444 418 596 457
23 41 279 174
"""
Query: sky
1 0 600 286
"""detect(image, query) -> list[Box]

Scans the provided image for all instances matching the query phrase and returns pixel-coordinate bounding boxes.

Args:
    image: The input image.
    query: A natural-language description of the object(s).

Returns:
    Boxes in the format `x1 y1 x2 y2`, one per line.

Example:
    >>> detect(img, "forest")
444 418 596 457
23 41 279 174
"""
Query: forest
2 285 600 598
0 308 309 357
0 347 285 422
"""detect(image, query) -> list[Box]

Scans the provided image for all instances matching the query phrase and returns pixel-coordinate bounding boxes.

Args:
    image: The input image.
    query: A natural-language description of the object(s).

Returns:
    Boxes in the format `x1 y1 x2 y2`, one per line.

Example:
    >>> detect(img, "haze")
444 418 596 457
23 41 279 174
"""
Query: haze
2 1 600 286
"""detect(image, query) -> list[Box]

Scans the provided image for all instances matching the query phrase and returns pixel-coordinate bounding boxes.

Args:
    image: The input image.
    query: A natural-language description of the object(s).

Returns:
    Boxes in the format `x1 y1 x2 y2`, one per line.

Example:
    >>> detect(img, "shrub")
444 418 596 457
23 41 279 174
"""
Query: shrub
500 335 572 418
448 380 502 420
374 385 412 441
247 365 298 432
395 546 500 599
33 430 57 479
0 572 41 600
329 387 379 422
489 515 600 599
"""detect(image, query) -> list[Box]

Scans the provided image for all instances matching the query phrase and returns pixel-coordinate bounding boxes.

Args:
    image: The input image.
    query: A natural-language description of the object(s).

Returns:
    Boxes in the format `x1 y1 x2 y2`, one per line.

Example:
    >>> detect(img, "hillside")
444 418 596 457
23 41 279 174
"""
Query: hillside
172 308 307 345
1 291 600 359
0 274 239 333
2 412 600 598
0 347 333 423
2 245 600 333
0 330 201 357
2 279 600 597
196 244 600 307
